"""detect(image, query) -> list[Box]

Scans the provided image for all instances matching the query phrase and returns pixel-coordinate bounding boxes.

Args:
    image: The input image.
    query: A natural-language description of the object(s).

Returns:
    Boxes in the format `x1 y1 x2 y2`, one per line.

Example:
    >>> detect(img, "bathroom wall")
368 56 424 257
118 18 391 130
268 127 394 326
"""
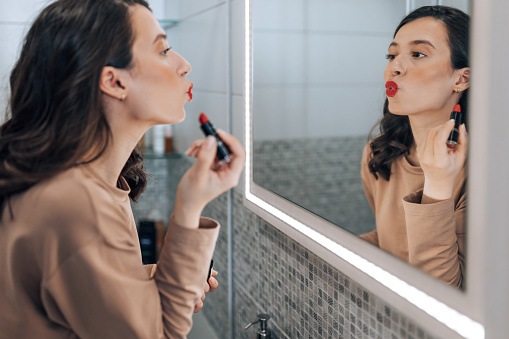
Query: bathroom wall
0 0 52 124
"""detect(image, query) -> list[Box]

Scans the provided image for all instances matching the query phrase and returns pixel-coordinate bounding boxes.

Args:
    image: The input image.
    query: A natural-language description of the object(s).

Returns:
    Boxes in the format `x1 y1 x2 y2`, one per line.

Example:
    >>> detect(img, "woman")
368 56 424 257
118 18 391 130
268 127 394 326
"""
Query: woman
0 0 245 338
360 6 469 288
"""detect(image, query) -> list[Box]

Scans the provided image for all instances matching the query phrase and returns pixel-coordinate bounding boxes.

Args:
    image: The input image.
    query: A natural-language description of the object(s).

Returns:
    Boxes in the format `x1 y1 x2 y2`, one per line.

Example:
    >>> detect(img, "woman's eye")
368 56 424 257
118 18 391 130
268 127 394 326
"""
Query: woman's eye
161 47 172 55
385 54 396 61
412 52 426 58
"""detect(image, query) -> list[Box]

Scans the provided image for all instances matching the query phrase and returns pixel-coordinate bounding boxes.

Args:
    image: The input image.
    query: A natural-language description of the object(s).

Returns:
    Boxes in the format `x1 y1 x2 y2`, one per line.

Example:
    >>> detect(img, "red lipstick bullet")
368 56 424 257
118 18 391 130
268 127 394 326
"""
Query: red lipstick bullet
446 104 462 149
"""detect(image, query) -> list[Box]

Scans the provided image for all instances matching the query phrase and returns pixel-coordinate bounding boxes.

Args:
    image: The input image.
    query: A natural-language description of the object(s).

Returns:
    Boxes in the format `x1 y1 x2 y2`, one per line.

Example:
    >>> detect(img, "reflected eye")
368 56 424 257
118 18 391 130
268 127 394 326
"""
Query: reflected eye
385 54 396 61
412 52 426 58
161 47 172 55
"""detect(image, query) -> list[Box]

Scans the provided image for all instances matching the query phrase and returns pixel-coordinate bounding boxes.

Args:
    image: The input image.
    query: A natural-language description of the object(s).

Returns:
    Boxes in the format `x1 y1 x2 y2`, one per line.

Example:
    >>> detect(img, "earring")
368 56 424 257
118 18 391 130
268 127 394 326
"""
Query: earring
120 94 126 101
455 88 461 93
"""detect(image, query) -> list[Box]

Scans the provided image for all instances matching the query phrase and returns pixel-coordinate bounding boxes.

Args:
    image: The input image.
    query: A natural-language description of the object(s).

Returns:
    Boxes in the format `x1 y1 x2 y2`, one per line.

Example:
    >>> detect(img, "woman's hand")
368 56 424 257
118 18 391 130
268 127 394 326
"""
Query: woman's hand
194 270 219 313
173 130 245 228
418 119 468 200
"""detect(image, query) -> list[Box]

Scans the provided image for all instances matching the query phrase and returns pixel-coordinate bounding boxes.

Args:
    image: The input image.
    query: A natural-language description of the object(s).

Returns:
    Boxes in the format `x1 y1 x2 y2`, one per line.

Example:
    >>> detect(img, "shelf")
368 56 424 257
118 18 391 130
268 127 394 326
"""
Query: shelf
143 152 183 160
157 19 179 28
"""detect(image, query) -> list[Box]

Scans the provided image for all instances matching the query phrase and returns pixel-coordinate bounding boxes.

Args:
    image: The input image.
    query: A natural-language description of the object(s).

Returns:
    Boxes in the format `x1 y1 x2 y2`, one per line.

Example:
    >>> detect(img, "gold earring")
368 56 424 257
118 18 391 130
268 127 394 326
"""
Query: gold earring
455 88 460 93
120 94 126 101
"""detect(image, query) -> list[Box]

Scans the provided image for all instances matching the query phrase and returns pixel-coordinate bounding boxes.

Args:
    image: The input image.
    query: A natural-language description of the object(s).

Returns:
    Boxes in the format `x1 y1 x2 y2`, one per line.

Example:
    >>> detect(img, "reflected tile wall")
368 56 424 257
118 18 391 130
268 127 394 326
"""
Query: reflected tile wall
253 136 375 235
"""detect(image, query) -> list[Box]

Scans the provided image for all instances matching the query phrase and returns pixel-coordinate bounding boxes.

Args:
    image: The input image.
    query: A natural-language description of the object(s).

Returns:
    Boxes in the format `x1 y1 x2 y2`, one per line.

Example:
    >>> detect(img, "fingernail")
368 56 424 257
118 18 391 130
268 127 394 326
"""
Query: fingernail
205 136 215 149
210 277 217 284
184 147 192 155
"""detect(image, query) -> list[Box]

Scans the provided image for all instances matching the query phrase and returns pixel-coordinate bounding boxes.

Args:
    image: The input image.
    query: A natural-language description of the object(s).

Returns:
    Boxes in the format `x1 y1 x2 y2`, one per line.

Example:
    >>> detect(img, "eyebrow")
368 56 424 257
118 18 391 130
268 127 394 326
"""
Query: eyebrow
153 33 167 44
389 40 436 50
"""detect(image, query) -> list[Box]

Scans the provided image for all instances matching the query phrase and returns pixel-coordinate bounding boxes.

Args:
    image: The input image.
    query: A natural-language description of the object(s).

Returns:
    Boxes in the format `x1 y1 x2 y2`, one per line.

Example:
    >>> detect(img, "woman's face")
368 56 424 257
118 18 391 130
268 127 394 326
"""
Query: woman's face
384 17 462 118
124 5 192 125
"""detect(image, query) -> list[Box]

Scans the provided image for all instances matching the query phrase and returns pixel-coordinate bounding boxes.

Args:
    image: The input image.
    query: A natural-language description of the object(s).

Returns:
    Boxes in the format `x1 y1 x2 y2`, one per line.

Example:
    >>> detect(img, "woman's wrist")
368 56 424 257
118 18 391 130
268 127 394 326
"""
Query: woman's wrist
172 197 204 229
423 180 453 201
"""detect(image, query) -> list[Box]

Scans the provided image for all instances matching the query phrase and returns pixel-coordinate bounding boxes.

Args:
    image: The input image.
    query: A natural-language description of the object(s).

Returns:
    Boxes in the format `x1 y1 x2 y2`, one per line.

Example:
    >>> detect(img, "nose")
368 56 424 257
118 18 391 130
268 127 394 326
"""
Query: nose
386 55 406 77
176 52 192 77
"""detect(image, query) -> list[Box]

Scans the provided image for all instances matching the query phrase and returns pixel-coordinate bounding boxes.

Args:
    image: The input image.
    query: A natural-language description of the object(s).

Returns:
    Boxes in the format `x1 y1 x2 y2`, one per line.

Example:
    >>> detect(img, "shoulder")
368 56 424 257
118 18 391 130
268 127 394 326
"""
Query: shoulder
20 167 101 241
361 142 371 164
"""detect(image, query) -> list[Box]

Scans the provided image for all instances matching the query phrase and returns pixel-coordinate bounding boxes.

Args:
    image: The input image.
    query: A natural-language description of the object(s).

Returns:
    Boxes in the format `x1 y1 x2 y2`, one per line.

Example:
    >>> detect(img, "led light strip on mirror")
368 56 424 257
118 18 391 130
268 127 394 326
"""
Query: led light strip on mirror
243 1 483 338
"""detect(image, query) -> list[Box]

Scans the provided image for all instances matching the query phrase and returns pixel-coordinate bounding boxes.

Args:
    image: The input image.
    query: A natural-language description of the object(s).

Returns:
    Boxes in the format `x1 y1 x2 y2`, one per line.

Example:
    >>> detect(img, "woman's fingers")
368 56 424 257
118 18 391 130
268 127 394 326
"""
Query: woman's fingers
194 300 204 313
208 274 219 293
433 119 455 162
455 123 468 164
216 130 246 176
192 136 217 174
185 139 205 157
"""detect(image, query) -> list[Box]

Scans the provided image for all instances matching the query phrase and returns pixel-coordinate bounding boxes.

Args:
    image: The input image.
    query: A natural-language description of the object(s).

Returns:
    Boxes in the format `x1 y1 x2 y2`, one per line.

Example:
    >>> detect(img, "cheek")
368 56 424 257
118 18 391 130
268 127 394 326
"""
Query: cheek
415 61 453 88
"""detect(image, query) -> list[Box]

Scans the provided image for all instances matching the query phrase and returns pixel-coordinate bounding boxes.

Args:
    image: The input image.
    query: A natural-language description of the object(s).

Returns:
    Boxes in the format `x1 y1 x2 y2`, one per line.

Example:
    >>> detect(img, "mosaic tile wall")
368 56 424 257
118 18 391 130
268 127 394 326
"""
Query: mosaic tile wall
135 155 440 339
253 136 375 235
233 190 439 339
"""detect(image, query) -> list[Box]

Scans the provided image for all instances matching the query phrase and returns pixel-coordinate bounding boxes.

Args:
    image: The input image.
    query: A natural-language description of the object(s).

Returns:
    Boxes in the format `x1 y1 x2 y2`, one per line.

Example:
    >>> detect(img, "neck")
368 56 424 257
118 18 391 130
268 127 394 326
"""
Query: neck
406 105 455 165
89 116 151 188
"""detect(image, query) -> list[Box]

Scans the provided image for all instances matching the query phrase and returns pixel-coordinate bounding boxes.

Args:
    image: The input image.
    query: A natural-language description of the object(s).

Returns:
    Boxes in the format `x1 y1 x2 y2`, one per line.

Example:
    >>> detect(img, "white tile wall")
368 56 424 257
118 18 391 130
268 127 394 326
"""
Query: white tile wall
167 3 229 153
231 0 245 96
178 0 225 19
0 0 51 123
0 0 50 23
251 0 405 140
306 0 404 33
252 0 305 31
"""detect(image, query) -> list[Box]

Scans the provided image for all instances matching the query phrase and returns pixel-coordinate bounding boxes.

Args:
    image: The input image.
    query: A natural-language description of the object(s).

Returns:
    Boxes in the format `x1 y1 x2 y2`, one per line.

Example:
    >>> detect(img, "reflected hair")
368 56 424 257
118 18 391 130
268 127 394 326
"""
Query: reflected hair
368 6 470 180
0 0 150 212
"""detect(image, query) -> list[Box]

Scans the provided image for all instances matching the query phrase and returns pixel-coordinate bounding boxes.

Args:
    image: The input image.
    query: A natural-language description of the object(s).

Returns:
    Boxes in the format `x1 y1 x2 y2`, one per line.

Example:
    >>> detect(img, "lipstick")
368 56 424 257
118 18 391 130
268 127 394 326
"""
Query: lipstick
385 81 398 97
446 104 462 149
199 113 231 163
188 83 193 102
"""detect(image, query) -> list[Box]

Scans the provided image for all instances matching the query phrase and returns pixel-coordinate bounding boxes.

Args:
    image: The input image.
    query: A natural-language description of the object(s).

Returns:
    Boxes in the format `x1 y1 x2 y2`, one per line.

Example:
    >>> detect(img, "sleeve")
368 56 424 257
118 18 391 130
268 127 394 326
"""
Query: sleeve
41 204 219 339
358 143 379 246
403 189 465 287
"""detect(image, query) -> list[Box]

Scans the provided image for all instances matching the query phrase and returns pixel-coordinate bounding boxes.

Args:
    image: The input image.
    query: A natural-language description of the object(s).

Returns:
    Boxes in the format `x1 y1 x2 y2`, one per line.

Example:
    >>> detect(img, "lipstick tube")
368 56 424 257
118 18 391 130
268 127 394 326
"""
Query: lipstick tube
446 104 462 149
199 113 231 163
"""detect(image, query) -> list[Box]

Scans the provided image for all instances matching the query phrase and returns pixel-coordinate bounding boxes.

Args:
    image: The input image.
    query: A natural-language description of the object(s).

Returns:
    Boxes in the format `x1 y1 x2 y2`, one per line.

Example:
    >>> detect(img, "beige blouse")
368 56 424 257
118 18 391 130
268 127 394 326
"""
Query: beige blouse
0 165 219 339
360 144 466 287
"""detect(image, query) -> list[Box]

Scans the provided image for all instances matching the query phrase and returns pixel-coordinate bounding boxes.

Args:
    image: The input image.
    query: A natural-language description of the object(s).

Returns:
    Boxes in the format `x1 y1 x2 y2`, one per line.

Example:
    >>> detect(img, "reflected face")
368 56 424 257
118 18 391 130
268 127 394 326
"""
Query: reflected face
126 5 192 124
384 17 459 117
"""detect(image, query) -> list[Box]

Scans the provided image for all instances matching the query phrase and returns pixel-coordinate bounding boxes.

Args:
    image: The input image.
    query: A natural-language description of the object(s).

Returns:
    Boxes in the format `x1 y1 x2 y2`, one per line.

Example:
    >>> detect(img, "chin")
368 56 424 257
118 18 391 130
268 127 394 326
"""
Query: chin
163 109 186 124
388 102 405 116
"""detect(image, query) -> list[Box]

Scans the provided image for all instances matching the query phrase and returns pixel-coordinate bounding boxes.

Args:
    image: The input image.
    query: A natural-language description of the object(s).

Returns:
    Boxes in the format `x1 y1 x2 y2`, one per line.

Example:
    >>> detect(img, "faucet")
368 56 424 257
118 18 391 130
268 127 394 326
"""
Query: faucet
244 313 272 338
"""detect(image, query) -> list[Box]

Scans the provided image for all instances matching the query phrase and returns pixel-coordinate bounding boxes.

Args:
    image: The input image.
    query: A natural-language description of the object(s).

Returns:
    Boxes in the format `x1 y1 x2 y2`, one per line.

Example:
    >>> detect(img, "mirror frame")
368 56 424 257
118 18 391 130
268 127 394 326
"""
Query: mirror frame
242 1 494 338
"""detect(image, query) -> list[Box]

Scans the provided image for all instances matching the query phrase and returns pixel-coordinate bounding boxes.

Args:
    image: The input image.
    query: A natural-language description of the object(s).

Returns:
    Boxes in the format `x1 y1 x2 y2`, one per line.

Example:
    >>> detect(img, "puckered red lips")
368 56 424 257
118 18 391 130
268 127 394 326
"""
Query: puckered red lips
385 81 398 97
188 83 193 101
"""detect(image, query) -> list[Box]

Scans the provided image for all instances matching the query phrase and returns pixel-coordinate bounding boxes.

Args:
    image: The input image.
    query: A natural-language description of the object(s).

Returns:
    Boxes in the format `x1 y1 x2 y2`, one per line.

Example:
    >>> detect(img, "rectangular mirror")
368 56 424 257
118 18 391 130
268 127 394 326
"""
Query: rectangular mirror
244 0 488 338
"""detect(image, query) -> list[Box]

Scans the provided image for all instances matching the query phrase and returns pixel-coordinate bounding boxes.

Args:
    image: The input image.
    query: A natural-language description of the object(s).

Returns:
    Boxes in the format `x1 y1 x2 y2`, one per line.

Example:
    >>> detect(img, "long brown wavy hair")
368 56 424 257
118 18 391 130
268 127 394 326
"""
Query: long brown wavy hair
368 6 470 180
0 0 150 212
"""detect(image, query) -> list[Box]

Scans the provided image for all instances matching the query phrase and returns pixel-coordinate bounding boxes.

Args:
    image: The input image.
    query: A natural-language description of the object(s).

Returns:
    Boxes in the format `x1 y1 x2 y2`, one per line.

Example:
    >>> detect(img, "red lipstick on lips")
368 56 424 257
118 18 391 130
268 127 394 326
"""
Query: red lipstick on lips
187 83 193 102
385 81 398 97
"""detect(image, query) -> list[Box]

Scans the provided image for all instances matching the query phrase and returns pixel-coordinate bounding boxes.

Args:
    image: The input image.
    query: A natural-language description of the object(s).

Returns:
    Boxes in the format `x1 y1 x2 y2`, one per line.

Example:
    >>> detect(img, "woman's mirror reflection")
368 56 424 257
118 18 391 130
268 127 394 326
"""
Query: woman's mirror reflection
359 6 469 288
252 2 469 288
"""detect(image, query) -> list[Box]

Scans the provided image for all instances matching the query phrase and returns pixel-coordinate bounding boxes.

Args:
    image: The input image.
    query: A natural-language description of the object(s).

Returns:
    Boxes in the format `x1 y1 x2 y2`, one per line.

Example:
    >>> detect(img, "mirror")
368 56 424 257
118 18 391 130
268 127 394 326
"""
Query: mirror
252 0 470 235
244 0 505 338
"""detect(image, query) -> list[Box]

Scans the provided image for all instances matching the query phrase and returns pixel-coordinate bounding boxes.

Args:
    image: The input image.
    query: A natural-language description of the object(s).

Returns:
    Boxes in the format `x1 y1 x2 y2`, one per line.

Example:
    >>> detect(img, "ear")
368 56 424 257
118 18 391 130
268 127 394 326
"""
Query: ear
99 66 128 101
455 67 470 92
